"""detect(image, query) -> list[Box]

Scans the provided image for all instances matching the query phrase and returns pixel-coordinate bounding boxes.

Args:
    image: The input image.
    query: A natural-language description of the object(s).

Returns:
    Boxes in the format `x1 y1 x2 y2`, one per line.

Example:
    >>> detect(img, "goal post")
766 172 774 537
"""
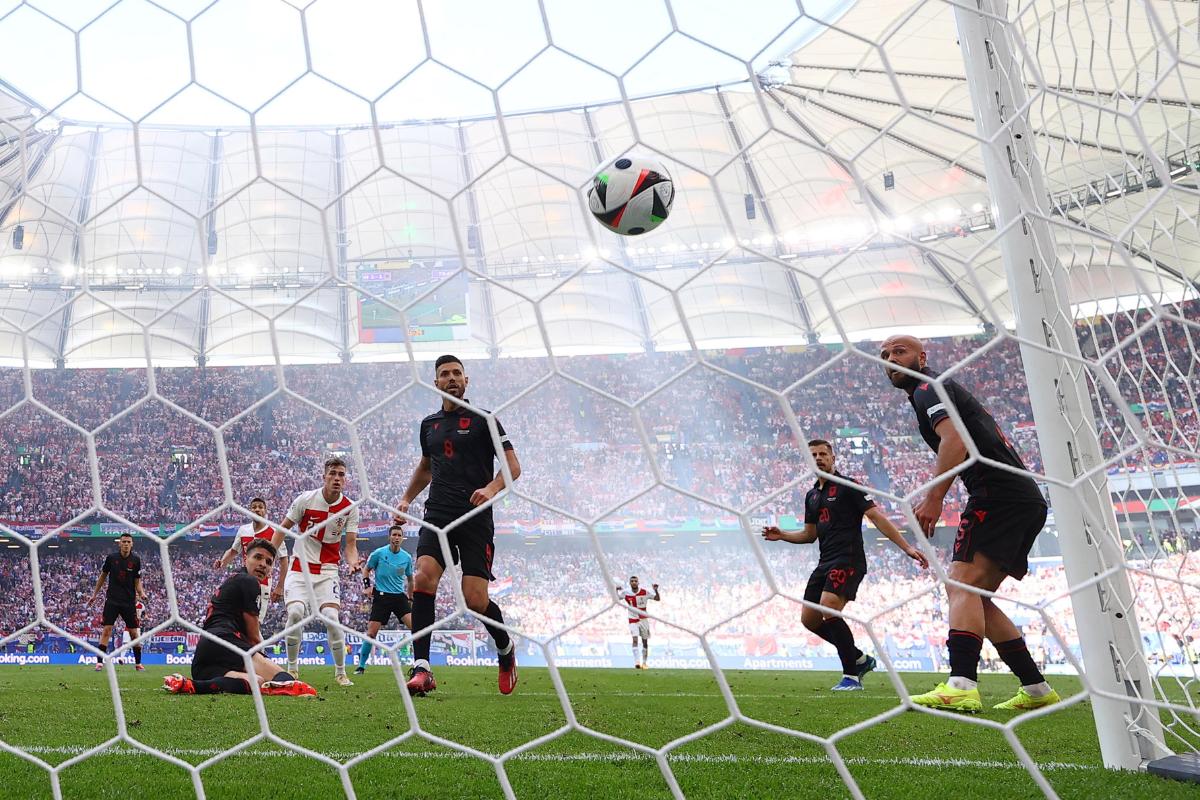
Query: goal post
954 0 1166 769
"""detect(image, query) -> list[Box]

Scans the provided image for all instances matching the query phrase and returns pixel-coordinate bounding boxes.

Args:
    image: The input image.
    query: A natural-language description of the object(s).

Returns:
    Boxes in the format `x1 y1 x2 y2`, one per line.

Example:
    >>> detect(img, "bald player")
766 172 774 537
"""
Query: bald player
881 334 1059 713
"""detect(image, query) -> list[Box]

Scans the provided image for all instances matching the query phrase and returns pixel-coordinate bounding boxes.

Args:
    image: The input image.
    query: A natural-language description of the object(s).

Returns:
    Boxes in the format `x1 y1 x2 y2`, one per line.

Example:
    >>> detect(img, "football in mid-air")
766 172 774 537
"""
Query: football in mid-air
588 155 674 236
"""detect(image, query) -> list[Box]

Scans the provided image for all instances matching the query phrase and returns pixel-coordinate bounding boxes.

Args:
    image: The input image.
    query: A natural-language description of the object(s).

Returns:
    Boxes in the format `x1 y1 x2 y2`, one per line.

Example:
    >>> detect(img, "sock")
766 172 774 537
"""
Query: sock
358 640 372 669
947 629 983 683
632 642 639 661
642 645 649 664
413 658 431 672
133 645 142 665
321 607 345 672
816 618 863 676
97 643 106 664
994 637 1047 686
285 603 305 667
482 601 511 653
412 591 435 664
193 676 251 695
270 671 294 683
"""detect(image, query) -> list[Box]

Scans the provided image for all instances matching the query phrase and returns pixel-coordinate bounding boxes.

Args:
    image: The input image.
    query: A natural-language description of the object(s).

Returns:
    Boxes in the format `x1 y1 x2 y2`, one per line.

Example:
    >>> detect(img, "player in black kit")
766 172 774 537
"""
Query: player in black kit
163 540 316 697
881 334 1060 713
396 355 522 697
763 440 927 690
86 532 148 671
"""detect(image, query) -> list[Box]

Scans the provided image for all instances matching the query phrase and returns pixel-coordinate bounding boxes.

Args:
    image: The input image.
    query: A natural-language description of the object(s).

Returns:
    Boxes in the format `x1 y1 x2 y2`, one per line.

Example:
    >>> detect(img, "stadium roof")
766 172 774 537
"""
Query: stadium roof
0 0 1196 368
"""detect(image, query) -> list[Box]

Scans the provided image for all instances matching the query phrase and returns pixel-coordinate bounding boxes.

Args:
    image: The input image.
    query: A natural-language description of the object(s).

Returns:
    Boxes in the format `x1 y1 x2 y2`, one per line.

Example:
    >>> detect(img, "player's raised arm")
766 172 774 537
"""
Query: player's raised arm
865 506 928 569
651 583 661 601
215 541 239 570
761 524 817 544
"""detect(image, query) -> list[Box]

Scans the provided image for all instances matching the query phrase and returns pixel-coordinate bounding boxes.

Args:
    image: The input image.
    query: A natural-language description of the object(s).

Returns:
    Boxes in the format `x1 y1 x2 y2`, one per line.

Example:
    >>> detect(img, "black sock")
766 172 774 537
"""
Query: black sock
412 590 436 664
947 629 983 682
816 619 862 676
994 637 1045 685
483 601 511 655
193 677 251 695
270 671 294 683
97 643 106 663
133 646 142 665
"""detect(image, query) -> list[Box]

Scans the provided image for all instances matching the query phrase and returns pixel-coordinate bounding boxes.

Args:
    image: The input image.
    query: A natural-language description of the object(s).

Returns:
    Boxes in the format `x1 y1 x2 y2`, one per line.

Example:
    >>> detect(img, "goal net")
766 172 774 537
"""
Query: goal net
0 0 1197 797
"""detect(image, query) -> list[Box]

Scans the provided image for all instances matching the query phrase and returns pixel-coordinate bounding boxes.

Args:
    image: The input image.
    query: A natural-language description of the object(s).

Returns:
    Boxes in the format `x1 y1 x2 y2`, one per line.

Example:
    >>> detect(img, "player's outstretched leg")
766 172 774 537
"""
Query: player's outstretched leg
321 606 352 686
406 555 444 696
984 599 1060 711
910 563 988 713
285 601 306 678
464 576 517 695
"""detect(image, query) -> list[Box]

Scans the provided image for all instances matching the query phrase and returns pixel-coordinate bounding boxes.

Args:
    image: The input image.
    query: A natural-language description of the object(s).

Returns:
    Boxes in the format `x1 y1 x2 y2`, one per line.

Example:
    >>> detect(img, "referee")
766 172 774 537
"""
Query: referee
355 525 414 675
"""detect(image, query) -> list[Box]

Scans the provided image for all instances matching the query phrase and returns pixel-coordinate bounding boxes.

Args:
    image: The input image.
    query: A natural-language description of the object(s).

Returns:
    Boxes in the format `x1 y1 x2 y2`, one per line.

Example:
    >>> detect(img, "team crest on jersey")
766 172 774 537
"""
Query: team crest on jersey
828 485 838 498
459 417 471 429
433 422 440 430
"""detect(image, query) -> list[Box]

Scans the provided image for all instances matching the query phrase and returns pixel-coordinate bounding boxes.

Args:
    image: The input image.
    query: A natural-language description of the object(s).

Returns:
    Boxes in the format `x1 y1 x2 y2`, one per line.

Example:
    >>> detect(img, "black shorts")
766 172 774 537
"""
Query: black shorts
804 564 865 604
953 499 1048 579
369 591 412 625
102 601 138 628
416 510 496 580
192 630 252 682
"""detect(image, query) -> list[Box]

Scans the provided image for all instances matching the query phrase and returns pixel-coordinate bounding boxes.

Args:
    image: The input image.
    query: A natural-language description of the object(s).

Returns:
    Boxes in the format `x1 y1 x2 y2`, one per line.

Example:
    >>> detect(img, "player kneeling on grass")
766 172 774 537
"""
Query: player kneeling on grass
164 540 315 697
763 439 928 691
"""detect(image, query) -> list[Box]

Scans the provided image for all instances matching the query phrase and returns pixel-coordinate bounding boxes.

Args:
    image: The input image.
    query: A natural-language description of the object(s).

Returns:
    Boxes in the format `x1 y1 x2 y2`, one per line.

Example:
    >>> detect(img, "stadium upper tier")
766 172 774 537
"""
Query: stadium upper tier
0 0 1197 366
0 305 1194 530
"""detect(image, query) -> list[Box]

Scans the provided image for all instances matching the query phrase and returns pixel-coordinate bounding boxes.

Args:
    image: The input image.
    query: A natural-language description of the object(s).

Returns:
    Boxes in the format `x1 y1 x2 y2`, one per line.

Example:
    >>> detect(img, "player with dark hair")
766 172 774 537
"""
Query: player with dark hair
763 439 928 690
86 532 148 671
881 334 1060 712
617 576 660 669
396 354 522 696
272 456 362 686
215 497 289 621
164 540 316 697
355 524 414 675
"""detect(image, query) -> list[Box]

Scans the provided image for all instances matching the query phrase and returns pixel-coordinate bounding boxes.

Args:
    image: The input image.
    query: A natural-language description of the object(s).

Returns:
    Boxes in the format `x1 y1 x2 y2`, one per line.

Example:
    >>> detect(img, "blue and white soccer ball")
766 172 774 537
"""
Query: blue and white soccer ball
587 155 675 236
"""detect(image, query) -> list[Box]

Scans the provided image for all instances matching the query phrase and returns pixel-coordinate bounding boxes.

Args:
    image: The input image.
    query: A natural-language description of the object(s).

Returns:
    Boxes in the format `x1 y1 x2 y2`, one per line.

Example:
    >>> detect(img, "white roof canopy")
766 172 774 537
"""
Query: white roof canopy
0 0 1196 367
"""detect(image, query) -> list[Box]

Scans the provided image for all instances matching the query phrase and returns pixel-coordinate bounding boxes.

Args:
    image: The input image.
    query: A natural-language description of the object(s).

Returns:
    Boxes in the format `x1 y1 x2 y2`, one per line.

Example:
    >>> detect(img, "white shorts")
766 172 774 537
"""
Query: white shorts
629 620 650 639
258 583 270 619
284 571 341 614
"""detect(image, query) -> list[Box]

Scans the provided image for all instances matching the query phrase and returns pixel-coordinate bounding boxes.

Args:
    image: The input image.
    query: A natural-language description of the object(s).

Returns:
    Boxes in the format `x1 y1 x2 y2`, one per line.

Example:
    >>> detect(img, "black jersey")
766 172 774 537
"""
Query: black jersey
804 473 874 570
420 401 514 515
101 553 141 604
201 572 261 641
908 369 1045 503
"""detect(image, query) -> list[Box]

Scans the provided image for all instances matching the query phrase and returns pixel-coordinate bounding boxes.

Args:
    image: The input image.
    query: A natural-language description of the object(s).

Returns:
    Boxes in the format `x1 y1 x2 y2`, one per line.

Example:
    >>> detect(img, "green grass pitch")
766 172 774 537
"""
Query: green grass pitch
0 665 1196 799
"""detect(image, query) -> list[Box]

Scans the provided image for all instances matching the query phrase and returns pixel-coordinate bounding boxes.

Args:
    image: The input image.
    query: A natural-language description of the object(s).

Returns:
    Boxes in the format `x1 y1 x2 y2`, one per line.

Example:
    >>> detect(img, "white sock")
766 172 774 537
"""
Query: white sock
642 648 649 663
285 604 305 665
1022 681 1052 697
855 653 867 665
414 658 431 671
497 641 514 656
843 675 860 682
321 607 345 671
948 676 978 690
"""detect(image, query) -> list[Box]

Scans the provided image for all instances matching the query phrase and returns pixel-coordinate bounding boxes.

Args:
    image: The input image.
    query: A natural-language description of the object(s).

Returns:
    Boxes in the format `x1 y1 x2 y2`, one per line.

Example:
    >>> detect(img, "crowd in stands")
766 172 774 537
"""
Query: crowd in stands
0 299 1196 532
0 536 1196 670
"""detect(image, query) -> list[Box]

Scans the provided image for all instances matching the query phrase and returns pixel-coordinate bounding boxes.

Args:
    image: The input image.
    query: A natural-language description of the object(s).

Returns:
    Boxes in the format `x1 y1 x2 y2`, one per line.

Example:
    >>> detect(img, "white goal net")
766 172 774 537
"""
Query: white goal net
0 0 1197 797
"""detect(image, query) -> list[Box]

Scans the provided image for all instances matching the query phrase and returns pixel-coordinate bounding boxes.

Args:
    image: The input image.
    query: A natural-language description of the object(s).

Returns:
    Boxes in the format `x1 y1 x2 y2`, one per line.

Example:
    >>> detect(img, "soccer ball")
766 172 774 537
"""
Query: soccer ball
587 155 674 236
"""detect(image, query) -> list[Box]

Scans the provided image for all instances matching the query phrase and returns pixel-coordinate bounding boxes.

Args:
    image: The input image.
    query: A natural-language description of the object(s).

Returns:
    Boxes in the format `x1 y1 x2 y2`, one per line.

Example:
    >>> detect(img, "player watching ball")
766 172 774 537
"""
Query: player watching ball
764 439 928 690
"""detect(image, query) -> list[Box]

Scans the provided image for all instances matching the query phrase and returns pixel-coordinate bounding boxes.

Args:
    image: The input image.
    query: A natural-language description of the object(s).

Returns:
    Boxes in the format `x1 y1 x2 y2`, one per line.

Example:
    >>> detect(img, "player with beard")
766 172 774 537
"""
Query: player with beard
396 355 522 697
881 334 1060 712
